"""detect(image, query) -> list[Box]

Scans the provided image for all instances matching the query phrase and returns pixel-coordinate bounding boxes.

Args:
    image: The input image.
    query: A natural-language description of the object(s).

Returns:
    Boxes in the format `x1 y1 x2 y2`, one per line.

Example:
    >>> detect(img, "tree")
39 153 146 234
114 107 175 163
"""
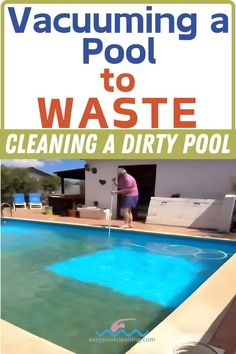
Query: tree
40 175 60 193
1 165 39 204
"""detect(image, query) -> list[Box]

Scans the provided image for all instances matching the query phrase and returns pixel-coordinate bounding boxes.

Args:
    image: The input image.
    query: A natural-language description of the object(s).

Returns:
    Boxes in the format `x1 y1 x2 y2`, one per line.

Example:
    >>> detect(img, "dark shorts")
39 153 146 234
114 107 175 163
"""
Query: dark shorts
121 195 139 209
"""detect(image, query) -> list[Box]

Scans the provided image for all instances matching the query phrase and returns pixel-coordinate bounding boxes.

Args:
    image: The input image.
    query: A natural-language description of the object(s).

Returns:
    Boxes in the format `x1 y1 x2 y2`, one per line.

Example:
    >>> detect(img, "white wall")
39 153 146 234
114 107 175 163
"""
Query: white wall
85 160 236 220
85 160 117 213
156 160 236 199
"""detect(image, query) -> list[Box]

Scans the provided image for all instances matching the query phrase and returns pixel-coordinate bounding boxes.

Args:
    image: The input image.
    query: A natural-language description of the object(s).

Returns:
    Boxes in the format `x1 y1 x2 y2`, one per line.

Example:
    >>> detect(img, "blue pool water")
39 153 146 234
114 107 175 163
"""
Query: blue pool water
2 219 236 354
48 247 205 307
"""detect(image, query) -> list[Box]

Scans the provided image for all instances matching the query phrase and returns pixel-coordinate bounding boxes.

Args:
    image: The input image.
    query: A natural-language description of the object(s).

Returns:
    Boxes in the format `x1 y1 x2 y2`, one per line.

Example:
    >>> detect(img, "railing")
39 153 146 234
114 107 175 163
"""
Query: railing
1 203 13 217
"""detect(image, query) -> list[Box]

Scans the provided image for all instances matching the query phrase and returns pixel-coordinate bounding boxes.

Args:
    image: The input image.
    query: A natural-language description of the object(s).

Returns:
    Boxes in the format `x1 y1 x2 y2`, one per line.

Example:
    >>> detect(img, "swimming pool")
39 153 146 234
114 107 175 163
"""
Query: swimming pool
2 219 236 354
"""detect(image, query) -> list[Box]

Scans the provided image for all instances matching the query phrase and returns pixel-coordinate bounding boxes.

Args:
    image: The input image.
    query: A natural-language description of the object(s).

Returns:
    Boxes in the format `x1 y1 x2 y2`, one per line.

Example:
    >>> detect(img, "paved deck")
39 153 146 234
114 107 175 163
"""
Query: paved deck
3 207 236 240
1 207 236 354
1 320 75 354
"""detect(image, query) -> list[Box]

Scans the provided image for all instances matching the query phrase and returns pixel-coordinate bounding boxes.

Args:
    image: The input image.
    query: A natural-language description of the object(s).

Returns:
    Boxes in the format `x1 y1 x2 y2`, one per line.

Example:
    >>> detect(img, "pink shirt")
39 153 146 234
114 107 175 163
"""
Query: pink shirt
119 174 138 196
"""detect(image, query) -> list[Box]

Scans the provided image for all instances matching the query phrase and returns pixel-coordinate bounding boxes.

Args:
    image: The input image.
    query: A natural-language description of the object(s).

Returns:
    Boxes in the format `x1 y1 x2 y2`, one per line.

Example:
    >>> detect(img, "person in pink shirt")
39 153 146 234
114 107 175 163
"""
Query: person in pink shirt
112 168 139 228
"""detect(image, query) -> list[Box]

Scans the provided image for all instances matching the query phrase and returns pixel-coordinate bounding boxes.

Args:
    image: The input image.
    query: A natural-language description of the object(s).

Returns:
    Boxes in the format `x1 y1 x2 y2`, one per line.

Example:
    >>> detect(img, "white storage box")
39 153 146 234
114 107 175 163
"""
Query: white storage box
77 207 110 220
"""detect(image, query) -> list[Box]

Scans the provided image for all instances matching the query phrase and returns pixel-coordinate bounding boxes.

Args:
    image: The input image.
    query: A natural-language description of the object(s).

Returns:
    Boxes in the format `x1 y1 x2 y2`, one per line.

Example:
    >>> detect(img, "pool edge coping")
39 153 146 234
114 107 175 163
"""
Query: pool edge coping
125 254 236 354
3 216 236 242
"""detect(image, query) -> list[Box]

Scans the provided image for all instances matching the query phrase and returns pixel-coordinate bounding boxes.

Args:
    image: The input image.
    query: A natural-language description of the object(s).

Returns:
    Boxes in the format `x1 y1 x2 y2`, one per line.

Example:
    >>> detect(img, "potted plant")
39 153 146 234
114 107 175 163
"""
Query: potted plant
67 202 77 217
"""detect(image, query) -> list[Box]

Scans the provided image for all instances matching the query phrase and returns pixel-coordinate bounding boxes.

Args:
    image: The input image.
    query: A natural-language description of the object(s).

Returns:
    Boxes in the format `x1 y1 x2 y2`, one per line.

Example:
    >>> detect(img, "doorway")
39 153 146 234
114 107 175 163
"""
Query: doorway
231 200 236 232
117 164 157 221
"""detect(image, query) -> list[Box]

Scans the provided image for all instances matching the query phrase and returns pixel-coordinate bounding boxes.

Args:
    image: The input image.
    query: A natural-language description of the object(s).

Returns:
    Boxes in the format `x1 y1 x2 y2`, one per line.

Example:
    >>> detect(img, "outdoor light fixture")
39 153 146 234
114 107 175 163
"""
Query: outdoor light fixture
91 168 97 174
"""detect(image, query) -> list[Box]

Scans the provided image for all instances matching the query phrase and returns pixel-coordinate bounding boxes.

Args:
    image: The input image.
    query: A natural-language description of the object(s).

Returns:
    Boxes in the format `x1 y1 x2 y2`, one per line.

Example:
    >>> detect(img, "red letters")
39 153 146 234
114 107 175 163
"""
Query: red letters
78 98 108 128
38 98 73 128
114 98 137 128
38 97 196 129
174 98 196 128
142 98 168 128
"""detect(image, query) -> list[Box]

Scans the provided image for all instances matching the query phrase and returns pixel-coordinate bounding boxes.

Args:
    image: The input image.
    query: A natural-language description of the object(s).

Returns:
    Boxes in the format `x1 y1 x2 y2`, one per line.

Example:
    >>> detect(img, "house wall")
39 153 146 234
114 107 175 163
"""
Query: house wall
85 160 236 220
156 160 236 199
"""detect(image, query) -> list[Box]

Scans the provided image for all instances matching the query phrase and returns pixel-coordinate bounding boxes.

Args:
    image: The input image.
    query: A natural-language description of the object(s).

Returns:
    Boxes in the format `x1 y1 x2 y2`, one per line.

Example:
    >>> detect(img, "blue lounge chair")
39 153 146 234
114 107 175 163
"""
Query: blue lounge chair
28 193 42 209
13 193 26 211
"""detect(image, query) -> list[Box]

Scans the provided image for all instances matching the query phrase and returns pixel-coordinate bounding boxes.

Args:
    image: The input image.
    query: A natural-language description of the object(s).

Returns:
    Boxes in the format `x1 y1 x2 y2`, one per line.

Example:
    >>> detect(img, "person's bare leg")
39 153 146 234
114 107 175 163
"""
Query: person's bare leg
121 208 129 227
128 209 133 227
